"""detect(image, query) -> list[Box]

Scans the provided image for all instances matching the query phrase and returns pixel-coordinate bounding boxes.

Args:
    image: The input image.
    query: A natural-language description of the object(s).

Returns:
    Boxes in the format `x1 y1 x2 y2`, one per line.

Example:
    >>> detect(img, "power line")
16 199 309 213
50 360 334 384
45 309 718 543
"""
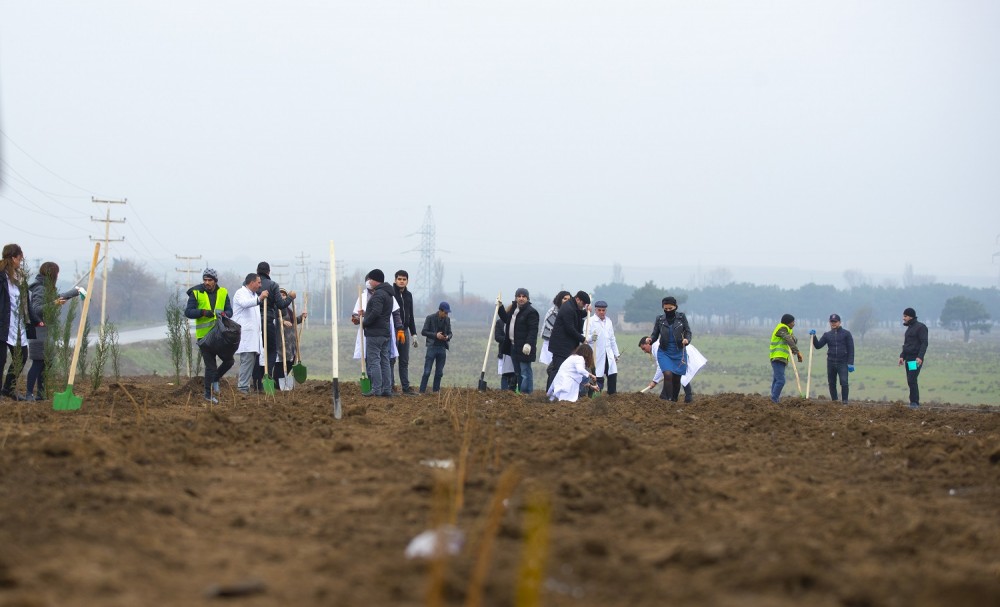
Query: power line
90 197 126 333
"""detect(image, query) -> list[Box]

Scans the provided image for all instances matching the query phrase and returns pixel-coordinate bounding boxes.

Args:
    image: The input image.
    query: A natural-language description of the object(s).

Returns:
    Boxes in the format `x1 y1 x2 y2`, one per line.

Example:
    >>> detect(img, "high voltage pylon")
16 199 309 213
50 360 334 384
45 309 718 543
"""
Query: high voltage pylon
404 205 444 308
90 197 126 335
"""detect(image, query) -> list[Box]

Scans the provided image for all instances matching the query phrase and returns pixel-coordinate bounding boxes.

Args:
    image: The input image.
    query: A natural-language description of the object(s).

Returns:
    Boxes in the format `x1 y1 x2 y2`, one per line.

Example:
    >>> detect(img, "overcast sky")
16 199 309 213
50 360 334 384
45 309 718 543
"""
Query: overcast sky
3 1 999 302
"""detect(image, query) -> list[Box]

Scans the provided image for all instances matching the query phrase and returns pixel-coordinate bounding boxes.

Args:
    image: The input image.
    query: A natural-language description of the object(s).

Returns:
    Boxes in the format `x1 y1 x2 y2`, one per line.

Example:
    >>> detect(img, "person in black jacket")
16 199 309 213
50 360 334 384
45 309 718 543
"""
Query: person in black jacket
362 269 395 397
0 244 28 400
253 261 295 391
391 270 418 395
810 313 855 404
184 268 235 403
25 262 82 401
419 301 453 393
496 288 540 394
545 290 590 391
642 296 692 401
898 307 928 409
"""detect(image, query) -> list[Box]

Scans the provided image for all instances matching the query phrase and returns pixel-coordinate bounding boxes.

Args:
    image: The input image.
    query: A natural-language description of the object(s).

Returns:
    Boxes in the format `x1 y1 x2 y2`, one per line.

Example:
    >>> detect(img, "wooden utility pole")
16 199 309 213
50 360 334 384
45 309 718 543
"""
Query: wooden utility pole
90 197 126 335
296 252 310 328
175 255 203 290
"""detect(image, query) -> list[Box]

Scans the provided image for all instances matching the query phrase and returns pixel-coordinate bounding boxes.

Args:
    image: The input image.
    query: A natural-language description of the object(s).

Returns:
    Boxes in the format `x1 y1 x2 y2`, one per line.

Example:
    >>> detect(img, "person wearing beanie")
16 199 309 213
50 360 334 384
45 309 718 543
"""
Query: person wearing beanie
253 261 295 392
360 269 396 397
898 308 928 409
351 271 403 393
642 296 692 401
184 268 234 403
496 287 540 393
545 290 591 391
768 313 803 403
810 313 855 404
588 301 621 394
419 301 453 393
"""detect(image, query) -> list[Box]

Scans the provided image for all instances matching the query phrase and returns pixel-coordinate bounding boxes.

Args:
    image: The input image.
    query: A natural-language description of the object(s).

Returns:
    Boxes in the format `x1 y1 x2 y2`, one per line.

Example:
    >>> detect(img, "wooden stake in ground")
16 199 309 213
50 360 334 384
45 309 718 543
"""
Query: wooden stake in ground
806 332 815 399
329 241 341 419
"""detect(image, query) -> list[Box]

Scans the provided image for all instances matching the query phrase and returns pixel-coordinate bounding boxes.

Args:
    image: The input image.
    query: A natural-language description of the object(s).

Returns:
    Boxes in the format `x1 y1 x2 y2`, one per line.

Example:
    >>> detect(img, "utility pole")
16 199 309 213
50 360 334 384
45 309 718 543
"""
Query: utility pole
90 197 126 335
318 260 330 325
175 255 203 290
296 251 311 328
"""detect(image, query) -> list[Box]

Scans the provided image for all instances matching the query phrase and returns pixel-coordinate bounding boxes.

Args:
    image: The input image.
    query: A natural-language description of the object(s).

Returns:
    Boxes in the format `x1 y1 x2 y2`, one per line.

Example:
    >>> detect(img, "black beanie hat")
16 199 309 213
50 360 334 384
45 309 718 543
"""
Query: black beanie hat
903 307 917 318
662 296 677 306
366 268 385 283
780 313 795 325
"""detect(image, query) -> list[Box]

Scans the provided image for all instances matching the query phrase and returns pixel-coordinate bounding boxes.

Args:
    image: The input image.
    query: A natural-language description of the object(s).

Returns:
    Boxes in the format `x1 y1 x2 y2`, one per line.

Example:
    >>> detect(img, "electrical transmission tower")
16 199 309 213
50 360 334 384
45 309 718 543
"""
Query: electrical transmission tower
405 206 437 308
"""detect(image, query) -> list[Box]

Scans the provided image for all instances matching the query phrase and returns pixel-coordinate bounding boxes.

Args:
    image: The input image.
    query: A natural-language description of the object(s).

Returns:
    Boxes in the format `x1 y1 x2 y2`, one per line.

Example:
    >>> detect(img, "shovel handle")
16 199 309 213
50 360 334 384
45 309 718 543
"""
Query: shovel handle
66 243 101 386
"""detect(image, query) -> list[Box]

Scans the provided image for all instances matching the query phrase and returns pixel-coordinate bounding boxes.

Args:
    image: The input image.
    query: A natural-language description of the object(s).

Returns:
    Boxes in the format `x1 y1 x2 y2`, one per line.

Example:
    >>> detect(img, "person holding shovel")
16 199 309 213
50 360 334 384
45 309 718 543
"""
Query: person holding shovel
898 307 928 409
361 269 395 397
769 313 802 403
233 273 266 394
253 262 295 392
25 262 84 401
810 313 855 404
184 268 234 403
272 288 307 391
642 296 691 402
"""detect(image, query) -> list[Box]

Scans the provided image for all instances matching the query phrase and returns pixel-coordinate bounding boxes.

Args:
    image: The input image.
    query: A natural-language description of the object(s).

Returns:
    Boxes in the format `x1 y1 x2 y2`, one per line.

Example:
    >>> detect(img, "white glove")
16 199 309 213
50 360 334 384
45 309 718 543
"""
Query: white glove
77 287 87 300
522 344 531 355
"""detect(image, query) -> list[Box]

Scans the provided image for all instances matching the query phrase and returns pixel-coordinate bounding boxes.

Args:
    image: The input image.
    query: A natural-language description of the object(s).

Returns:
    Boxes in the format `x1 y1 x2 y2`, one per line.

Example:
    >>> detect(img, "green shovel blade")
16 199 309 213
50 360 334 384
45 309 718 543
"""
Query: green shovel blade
263 376 276 396
53 385 83 411
292 362 307 383
360 373 371 394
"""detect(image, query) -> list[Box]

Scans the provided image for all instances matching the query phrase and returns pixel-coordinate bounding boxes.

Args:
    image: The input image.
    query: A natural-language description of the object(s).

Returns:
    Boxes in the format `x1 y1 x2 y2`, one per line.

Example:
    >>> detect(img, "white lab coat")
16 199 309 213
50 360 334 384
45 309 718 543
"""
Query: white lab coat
233 285 263 356
547 354 590 402
352 288 400 359
647 342 707 387
587 314 620 376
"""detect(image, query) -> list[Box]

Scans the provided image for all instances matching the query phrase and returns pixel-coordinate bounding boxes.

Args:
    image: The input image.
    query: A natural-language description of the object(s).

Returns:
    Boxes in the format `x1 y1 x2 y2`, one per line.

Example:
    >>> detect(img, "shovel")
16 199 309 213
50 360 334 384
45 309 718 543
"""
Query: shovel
329 241 341 418
290 299 307 383
53 242 100 411
478 292 501 391
788 349 803 398
262 302 276 396
358 286 372 393
805 334 815 399
277 299 290 392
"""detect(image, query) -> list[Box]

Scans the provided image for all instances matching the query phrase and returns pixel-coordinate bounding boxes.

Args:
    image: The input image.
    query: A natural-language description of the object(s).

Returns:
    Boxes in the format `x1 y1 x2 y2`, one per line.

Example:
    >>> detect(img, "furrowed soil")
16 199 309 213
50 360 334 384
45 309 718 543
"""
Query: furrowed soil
2 378 999 607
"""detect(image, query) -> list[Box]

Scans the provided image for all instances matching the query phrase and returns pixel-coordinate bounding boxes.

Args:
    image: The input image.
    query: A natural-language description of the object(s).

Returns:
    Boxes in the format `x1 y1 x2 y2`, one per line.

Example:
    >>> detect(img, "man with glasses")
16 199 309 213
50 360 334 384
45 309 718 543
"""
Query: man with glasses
809 313 855 404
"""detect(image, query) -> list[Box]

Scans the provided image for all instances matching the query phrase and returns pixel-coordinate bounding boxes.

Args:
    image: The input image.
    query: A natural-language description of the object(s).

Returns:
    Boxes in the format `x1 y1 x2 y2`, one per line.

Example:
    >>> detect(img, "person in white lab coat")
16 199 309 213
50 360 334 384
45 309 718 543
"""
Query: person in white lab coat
233 273 266 394
547 344 598 402
587 300 620 394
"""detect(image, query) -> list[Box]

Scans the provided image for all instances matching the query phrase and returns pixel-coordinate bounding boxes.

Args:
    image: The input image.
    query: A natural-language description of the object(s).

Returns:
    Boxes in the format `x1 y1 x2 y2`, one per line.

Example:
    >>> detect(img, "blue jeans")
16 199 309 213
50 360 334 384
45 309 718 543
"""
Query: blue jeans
420 345 447 393
770 360 787 403
517 361 533 394
365 335 392 395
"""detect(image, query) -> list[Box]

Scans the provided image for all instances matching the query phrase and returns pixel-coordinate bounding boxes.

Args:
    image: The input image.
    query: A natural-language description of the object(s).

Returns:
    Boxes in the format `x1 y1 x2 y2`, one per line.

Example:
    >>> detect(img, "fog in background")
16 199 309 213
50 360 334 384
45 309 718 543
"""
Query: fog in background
3 1 999 303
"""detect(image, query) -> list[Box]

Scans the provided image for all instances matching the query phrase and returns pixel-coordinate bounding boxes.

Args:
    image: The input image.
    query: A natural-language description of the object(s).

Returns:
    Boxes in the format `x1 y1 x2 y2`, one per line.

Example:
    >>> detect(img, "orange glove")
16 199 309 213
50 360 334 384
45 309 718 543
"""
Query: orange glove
397 329 406 343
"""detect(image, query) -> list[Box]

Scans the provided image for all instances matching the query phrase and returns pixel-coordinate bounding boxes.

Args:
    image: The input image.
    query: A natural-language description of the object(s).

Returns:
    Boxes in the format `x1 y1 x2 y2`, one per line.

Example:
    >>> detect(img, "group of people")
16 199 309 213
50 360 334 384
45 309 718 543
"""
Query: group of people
0 241 933 409
768 307 929 408
349 269 453 397
185 262 307 403
0 244 86 402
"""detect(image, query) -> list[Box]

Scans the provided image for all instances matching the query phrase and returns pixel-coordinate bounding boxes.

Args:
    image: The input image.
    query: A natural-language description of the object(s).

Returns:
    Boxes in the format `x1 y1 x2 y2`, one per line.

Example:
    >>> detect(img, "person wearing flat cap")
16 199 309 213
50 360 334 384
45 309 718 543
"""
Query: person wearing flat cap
643 296 692 401
587 300 621 394
546 290 590 391
185 268 234 403
496 287 540 394
810 313 855 404
898 307 928 409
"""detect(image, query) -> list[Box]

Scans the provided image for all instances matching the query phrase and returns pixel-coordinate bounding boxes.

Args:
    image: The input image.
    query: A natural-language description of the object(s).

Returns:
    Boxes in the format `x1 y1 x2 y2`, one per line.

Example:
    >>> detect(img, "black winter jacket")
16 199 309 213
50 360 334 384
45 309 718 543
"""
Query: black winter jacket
362 282 395 338
900 319 929 361
421 312 453 349
392 285 417 337
256 272 293 321
813 327 854 364
650 311 692 351
548 299 586 358
496 301 540 363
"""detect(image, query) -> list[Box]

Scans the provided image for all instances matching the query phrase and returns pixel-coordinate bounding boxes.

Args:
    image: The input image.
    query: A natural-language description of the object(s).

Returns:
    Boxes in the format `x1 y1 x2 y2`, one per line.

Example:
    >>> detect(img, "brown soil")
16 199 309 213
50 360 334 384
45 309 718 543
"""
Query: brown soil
1 378 999 607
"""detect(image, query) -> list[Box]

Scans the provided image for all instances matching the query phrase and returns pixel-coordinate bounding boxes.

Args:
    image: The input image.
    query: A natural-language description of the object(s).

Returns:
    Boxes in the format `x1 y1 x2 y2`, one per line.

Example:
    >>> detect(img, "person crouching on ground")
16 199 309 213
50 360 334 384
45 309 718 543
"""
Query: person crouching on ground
547 344 598 402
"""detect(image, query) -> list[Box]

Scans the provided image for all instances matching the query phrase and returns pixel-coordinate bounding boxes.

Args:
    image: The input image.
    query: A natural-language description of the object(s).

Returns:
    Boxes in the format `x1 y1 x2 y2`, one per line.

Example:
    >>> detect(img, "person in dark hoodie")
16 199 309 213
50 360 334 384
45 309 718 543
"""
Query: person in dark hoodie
253 261 295 391
184 268 234 403
898 307 928 409
545 290 590 391
362 269 395 397
809 313 855 404
391 270 418 395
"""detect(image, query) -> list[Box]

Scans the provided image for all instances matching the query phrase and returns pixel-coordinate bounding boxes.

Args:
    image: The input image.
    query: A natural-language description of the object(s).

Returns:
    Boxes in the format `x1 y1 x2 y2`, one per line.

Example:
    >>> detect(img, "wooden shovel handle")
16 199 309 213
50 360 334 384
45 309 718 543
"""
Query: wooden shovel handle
66 243 101 386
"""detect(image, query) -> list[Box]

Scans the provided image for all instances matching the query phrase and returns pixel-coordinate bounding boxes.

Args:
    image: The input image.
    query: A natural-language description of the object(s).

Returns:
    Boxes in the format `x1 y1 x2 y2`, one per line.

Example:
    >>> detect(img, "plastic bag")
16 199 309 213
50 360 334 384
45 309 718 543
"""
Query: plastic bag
200 313 241 356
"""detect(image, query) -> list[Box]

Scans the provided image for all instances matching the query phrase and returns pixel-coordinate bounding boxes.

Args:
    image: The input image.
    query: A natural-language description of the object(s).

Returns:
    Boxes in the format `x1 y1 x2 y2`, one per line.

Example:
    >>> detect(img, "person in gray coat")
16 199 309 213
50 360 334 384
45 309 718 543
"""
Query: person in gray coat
26 262 83 401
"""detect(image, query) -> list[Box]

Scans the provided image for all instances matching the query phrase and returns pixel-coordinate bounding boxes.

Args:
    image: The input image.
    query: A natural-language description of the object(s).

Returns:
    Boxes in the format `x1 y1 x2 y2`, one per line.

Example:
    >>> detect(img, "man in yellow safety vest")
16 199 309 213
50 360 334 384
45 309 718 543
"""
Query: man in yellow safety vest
185 268 233 403
769 313 802 403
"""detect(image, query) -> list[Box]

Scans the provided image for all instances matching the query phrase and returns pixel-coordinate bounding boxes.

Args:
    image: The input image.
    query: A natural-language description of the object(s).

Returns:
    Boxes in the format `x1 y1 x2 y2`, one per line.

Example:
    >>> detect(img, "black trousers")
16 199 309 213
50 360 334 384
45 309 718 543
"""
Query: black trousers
827 360 849 402
1 344 27 395
905 364 921 405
